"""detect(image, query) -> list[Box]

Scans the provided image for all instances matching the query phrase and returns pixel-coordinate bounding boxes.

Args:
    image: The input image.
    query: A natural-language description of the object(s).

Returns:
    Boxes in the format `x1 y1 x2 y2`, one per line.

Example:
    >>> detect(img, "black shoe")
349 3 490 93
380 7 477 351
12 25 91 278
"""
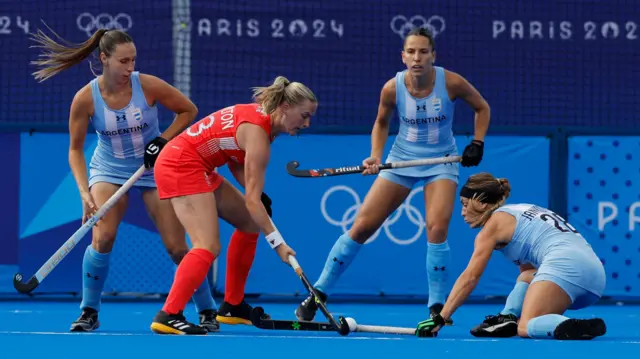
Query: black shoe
199 309 220 332
470 313 518 337
429 304 454 326
70 308 100 332
295 290 327 322
553 318 606 340
150 310 208 335
216 300 270 325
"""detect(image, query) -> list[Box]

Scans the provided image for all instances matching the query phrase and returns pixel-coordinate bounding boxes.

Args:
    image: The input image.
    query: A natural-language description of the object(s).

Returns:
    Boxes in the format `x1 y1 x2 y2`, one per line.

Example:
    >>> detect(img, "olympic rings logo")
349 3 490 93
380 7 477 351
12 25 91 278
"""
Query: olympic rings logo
390 15 446 39
320 185 425 246
77 13 133 37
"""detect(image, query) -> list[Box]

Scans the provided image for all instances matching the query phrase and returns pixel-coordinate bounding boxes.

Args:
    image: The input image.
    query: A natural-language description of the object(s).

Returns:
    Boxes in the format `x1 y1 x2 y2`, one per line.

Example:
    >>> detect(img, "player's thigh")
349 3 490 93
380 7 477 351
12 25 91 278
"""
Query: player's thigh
423 176 457 238
141 188 187 255
90 182 129 246
213 177 259 234
350 175 412 243
518 279 573 336
170 192 221 256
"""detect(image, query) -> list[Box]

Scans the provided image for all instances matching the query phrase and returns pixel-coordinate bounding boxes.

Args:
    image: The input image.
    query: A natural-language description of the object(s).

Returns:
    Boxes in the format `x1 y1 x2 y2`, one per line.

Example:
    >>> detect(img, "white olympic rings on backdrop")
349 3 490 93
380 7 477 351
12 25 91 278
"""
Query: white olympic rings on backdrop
320 185 425 246
77 13 133 37
390 15 446 39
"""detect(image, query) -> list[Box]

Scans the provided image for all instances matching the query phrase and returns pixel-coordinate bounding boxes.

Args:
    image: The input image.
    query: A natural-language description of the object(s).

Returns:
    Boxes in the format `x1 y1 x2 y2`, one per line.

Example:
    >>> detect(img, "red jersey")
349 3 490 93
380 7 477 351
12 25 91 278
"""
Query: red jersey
177 103 272 169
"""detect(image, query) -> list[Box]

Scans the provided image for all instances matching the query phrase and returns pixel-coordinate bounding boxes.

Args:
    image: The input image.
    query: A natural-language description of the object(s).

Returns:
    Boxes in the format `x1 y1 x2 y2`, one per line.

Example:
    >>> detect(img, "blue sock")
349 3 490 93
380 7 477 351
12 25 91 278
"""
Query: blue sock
314 233 362 293
500 281 529 317
192 275 217 313
80 245 111 312
526 314 569 339
427 241 451 307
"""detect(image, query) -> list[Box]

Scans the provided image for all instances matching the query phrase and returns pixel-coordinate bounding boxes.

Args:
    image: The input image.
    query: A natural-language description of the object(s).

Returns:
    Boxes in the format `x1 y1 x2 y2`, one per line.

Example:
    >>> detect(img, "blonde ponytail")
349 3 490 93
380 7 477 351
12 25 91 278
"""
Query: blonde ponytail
252 76 316 114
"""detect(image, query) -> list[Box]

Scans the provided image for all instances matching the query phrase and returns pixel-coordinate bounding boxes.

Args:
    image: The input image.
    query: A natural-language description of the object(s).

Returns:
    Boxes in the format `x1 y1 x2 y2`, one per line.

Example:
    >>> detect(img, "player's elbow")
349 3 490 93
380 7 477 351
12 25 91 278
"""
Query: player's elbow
476 100 490 116
374 116 390 130
68 146 84 157
184 102 198 121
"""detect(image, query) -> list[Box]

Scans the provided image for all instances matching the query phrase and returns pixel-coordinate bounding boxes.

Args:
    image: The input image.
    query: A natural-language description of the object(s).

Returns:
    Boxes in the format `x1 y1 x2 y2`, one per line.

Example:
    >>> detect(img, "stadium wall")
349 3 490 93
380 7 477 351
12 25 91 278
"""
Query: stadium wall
0 1 638 301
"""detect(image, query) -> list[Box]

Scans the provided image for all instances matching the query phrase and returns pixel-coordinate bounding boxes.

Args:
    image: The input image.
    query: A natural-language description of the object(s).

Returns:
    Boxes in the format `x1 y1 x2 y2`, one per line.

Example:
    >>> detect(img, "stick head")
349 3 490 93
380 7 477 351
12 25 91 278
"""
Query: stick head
250 306 267 327
337 316 351 336
286 161 300 172
13 273 39 294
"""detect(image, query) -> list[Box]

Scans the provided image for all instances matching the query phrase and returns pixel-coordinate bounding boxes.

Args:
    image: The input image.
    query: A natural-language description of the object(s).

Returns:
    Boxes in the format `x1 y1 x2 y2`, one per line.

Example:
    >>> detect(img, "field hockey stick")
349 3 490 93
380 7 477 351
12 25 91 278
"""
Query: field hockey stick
250 307 335 332
249 261 349 336
286 255 350 335
13 165 146 294
286 155 462 177
250 312 417 336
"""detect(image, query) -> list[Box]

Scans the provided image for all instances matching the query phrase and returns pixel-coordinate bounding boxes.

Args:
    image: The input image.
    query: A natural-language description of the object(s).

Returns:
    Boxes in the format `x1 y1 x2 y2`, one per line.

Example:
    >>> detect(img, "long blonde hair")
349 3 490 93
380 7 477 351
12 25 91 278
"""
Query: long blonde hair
30 26 133 82
462 172 512 227
251 76 317 114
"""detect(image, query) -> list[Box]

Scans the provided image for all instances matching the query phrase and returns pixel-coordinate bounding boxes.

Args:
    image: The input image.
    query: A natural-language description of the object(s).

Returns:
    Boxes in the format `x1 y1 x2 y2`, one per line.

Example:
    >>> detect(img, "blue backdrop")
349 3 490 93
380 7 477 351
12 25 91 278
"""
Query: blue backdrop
567 137 640 298
3 133 554 299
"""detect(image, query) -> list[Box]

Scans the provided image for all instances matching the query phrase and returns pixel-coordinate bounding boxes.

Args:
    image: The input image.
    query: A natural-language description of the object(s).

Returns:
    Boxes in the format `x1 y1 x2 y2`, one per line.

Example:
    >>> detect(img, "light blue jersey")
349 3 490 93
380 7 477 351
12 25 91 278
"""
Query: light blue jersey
380 67 459 188
88 71 159 188
494 204 606 307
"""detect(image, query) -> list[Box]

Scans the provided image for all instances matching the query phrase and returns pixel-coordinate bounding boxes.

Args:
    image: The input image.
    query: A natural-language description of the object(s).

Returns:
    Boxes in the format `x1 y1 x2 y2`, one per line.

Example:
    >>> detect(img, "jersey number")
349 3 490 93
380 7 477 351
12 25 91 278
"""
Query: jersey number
187 115 215 137
540 213 579 234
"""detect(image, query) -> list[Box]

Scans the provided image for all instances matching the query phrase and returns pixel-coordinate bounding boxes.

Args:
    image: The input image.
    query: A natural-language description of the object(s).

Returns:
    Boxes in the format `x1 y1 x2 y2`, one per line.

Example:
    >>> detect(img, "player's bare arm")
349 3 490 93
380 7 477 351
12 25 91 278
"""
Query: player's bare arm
370 78 397 160
445 70 490 142
236 123 275 235
440 212 513 321
140 73 198 140
68 85 93 196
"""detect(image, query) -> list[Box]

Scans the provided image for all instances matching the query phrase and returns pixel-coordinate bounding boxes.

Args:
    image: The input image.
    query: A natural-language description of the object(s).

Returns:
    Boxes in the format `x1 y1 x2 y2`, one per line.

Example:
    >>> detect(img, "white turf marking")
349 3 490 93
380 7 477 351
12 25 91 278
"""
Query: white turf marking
0 331 402 340
0 331 637 344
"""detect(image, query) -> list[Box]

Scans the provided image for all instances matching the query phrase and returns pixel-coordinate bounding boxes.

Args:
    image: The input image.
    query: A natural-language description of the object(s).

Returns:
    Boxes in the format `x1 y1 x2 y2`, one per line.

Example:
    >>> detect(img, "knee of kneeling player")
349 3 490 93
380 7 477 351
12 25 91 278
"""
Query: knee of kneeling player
517 322 530 338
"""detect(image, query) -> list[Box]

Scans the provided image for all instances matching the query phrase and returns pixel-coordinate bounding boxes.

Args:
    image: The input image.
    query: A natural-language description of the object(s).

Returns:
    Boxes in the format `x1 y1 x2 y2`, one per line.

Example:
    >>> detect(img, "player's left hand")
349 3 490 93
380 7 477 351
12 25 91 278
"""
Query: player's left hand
461 140 484 167
416 313 446 337
144 137 168 169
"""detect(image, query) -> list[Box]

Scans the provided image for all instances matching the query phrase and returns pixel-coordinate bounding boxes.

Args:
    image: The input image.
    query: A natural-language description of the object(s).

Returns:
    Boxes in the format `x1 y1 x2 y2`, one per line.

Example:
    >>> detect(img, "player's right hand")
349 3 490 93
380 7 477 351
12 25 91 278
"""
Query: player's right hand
81 192 98 225
275 243 296 264
361 156 381 175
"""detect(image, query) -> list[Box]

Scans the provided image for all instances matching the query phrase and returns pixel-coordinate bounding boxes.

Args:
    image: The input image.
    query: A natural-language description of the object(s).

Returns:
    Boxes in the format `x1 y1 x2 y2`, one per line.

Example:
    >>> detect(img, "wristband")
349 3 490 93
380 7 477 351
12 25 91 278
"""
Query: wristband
265 230 285 249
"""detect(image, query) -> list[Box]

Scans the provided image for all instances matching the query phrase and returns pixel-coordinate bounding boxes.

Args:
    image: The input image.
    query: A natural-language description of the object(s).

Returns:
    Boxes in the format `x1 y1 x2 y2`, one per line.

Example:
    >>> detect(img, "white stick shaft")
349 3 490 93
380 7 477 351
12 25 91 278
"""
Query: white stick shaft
34 166 146 282
288 255 300 270
355 324 416 335
390 155 461 169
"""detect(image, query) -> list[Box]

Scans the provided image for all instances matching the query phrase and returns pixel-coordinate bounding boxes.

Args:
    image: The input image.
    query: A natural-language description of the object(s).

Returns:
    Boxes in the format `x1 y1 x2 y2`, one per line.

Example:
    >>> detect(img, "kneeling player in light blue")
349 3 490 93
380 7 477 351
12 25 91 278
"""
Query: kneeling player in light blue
31 28 219 332
415 172 606 340
296 27 490 321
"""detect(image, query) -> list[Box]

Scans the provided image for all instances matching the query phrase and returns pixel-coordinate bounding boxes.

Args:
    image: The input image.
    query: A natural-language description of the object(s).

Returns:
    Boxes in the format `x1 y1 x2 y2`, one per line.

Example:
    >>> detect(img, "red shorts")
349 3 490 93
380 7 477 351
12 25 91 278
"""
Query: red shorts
154 138 223 200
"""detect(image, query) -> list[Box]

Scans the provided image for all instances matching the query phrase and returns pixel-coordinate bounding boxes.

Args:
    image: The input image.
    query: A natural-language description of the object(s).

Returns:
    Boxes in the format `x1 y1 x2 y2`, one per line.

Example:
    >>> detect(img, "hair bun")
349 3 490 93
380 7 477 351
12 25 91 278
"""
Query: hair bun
498 178 511 198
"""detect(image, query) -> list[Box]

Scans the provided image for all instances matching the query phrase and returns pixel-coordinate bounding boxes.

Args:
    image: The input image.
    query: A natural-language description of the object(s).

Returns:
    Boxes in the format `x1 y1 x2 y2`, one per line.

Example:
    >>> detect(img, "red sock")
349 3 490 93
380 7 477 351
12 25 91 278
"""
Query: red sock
224 230 259 305
163 248 215 315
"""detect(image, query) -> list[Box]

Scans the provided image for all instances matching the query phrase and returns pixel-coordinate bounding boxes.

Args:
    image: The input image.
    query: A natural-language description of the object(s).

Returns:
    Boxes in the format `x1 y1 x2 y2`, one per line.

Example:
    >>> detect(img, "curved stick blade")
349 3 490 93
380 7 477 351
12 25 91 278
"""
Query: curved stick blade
13 273 39 294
